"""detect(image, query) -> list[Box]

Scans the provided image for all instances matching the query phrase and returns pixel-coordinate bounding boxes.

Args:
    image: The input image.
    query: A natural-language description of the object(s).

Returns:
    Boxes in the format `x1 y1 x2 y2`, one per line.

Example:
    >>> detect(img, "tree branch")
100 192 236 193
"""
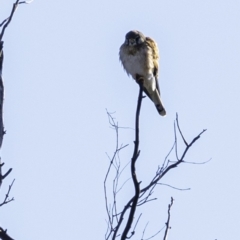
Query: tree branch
0 42 4 150
120 82 143 240
176 113 188 146
163 197 174 240
0 179 15 207
0 0 33 41
0 228 14 240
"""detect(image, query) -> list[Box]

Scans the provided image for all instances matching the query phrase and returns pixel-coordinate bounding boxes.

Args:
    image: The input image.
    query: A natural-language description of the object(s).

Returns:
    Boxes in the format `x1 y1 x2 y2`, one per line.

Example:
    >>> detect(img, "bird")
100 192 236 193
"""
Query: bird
119 30 166 116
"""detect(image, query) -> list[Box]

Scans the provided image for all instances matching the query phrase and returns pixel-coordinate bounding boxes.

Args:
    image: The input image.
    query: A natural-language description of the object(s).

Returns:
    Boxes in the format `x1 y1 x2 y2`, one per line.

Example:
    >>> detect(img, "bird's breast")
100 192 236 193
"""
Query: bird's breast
120 47 154 80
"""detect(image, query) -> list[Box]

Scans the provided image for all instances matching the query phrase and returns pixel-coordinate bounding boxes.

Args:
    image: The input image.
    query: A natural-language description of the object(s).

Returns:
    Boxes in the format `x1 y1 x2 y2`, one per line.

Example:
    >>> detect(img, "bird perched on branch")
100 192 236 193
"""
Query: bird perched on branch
119 30 166 116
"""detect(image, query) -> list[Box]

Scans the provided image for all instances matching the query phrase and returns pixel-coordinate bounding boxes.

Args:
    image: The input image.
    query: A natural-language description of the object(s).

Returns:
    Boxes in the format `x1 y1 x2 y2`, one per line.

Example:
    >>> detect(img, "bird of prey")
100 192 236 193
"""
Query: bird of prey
119 30 166 116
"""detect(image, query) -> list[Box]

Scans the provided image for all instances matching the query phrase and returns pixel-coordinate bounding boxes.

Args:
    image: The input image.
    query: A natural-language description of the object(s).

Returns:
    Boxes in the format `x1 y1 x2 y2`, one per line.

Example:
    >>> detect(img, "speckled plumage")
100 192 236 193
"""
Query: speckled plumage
119 30 166 116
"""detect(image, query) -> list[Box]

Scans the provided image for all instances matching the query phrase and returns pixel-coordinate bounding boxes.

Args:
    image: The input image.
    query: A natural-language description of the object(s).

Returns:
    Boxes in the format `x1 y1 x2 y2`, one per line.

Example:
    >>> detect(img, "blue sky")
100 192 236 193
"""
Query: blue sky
1 0 240 239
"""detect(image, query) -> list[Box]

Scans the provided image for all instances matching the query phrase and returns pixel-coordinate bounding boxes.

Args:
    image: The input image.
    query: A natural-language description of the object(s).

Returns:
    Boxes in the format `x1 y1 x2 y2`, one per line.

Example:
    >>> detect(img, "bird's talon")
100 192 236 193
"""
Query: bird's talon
135 75 144 85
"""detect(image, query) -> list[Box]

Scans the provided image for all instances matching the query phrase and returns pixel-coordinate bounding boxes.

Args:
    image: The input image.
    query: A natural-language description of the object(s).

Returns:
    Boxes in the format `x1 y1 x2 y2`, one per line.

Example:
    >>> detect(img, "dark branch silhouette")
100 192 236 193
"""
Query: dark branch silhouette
163 197 174 240
0 179 15 207
120 82 143 240
0 1 32 239
0 42 4 150
0 0 32 41
0 42 14 240
0 228 14 240
104 90 207 240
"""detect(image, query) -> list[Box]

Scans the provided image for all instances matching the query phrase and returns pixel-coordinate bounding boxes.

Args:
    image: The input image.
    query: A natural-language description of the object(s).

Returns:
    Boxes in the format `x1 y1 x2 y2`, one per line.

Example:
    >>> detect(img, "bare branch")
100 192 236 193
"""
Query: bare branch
19 0 34 4
176 113 188 146
0 227 14 240
159 142 175 175
0 0 33 41
141 222 149 240
104 84 207 240
141 222 165 240
0 179 15 207
158 183 190 191
140 127 206 196
0 42 4 150
127 213 142 239
120 82 143 240
173 122 179 161
0 20 9 28
163 197 174 240
116 177 131 194
2 168 13 180
144 227 165 240
183 158 212 165
137 198 157 206
0 0 20 41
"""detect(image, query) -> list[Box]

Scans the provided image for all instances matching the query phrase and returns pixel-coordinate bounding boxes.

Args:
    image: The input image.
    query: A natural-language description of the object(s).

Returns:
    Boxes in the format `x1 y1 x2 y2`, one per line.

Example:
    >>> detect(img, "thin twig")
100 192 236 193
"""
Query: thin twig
157 183 190 191
104 110 132 240
141 222 149 240
163 197 174 240
116 178 131 194
0 0 33 40
173 122 179 161
176 113 188 146
0 179 15 207
141 222 165 240
159 142 175 175
128 213 142 238
19 0 34 4
137 198 157 206
140 128 206 196
183 158 212 165
0 0 20 41
144 226 165 240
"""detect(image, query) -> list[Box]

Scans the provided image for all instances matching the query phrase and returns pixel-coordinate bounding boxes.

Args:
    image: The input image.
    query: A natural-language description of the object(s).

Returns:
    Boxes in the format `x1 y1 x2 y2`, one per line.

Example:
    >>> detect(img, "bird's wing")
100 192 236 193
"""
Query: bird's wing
145 37 161 95
142 86 153 100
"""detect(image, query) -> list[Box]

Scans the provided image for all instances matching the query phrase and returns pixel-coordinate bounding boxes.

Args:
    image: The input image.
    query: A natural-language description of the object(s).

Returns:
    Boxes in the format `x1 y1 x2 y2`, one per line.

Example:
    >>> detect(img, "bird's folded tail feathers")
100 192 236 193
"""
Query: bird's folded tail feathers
156 103 166 116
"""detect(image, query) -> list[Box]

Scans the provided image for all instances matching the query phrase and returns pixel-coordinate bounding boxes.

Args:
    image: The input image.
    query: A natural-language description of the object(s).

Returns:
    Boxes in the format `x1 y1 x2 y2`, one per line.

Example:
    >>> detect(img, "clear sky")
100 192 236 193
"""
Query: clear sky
1 0 240 239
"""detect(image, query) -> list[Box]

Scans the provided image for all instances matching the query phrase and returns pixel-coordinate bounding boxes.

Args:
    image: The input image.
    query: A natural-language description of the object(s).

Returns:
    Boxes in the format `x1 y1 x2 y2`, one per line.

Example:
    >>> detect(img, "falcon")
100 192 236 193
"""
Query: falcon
119 30 166 116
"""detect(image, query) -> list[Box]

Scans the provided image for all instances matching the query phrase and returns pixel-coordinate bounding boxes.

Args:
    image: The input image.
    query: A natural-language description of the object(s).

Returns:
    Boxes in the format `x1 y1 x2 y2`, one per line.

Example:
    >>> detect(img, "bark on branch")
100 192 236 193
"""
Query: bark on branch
120 83 143 240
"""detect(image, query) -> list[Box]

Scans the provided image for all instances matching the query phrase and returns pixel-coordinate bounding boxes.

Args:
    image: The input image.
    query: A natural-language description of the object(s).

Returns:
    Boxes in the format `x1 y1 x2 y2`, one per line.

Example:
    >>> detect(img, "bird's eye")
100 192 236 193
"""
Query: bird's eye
136 36 142 44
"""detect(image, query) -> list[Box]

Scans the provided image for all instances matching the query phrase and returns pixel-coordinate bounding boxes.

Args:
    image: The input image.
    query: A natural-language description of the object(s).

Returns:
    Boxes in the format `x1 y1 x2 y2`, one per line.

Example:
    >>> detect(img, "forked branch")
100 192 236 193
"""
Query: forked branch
0 0 32 41
104 84 207 240
0 228 14 240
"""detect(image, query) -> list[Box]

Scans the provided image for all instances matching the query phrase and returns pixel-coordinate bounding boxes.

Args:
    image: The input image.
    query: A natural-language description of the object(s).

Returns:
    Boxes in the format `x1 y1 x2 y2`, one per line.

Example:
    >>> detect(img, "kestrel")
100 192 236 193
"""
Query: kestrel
119 30 166 116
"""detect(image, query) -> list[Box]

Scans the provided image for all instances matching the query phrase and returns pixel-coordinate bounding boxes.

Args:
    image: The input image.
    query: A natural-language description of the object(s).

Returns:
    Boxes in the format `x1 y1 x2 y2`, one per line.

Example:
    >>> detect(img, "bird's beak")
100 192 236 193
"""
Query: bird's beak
128 38 136 46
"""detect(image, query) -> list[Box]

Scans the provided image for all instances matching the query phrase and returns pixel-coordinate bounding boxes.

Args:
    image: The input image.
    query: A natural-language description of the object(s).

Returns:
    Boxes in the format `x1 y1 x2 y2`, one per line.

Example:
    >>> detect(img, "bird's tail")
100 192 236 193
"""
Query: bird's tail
151 92 166 116
155 102 166 116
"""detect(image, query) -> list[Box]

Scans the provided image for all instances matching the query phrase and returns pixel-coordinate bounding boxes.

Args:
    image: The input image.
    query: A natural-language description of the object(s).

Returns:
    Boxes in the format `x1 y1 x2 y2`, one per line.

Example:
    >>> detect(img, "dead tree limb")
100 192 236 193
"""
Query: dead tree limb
120 82 143 240
0 179 15 207
0 41 4 149
104 82 207 239
0 2 32 239
0 228 14 240
163 197 174 240
0 0 32 41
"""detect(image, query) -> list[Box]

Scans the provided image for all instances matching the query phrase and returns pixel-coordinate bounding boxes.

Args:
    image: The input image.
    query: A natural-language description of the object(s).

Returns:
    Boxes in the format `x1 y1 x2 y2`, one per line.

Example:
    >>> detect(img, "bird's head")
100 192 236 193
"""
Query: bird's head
124 30 145 46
